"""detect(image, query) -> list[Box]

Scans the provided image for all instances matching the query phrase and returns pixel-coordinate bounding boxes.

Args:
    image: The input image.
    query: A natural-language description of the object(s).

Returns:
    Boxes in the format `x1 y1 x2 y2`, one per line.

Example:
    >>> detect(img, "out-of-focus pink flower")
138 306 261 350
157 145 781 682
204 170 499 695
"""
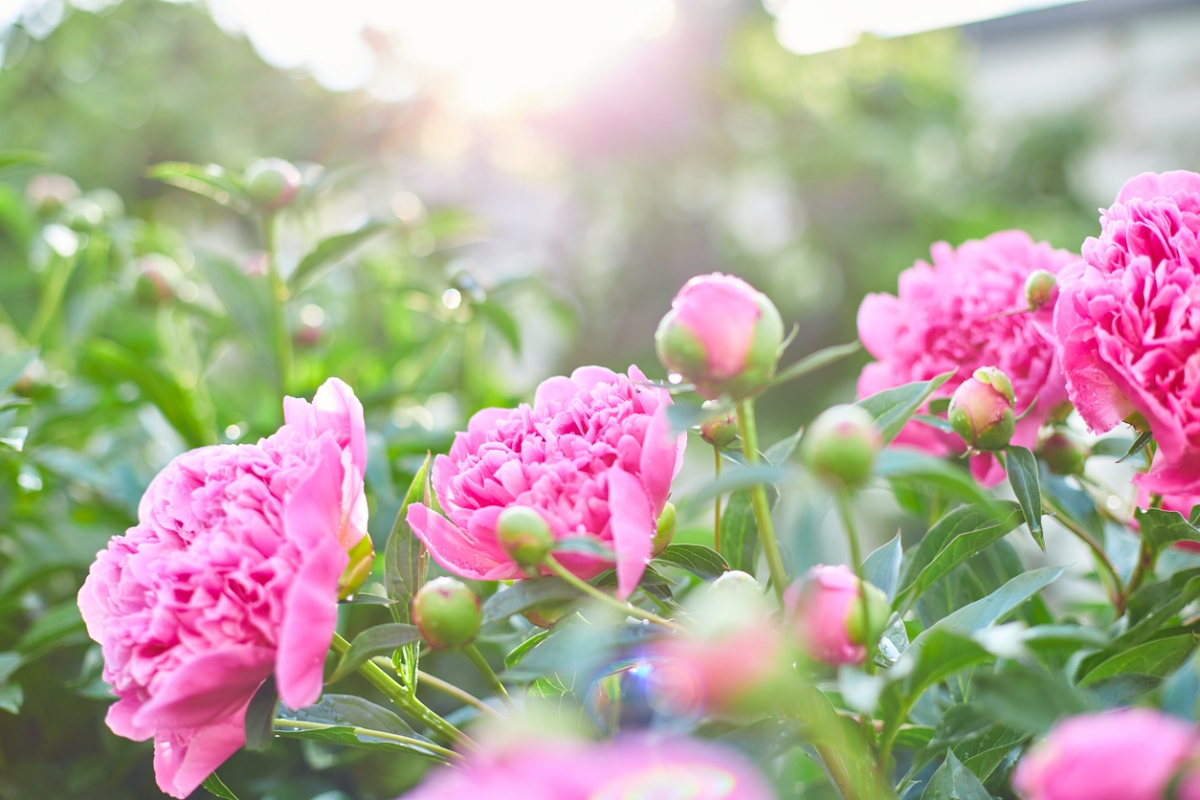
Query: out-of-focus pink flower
77 378 367 799
650 625 784 715
1013 709 1199 800
784 565 879 666
656 273 784 400
857 230 1078 486
1179 764 1200 800
407 366 685 600
403 735 776 800
1055 171 1200 495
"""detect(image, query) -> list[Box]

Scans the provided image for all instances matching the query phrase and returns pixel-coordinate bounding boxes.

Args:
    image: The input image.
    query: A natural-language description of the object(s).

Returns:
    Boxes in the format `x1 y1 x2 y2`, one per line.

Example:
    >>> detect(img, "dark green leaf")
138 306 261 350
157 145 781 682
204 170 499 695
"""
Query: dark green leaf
1136 508 1200 554
328 624 421 683
862 533 903 601
932 566 1064 635
769 341 861 387
912 414 955 434
1078 634 1196 687
1085 674 1161 707
0 149 49 169
201 773 241 800
482 578 582 626
147 161 250 214
1116 430 1154 464
1163 651 1200 721
683 465 785 510
16 602 85 654
244 677 277 751
289 222 393 291
874 449 992 507
955 725 1027 785
384 454 431 622
638 564 674 603
898 628 991 702
921 749 991 800
1080 571 1200 680
973 665 1094 735
1089 436 1134 457
474 300 521 353
505 630 553 669
720 489 759 575
274 695 442 759
553 537 616 559
654 544 729 582
1005 445 1044 550
856 371 954 444
0 350 36 396
0 682 23 714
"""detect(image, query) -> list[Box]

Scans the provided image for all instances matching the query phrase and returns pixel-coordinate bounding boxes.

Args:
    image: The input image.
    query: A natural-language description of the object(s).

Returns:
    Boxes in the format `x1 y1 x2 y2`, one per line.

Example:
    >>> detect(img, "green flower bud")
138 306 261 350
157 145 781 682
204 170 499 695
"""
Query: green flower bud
1038 432 1088 476
1024 269 1057 309
412 577 481 650
843 579 891 648
699 407 738 448
496 506 554 570
948 367 1016 451
800 405 882 489
244 158 302 211
135 269 173 307
652 502 676 556
337 533 375 600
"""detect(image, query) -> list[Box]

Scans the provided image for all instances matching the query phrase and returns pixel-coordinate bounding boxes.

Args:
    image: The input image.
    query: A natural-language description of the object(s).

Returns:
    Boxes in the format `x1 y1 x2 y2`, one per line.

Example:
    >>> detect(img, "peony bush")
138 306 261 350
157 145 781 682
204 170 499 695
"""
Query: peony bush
75 170 1200 799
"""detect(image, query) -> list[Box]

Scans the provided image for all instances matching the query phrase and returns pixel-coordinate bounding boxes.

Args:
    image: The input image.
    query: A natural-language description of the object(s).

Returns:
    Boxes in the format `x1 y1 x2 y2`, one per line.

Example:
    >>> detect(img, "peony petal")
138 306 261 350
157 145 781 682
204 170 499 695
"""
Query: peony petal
607 468 654 600
533 376 580 410
152 706 248 799
132 647 274 730
311 377 367 475
639 406 684 512
569 366 621 394
468 406 514 434
407 503 516 580
284 432 345 553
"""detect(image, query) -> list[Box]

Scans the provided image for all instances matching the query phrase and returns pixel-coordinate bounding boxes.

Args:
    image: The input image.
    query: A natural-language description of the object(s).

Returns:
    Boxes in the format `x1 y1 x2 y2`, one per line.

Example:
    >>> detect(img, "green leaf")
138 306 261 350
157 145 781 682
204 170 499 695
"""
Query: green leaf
275 695 441 759
954 725 1027 785
16 602 85 654
1136 508 1200 555
921 749 991 800
1080 570 1200 680
653 544 729 582
973 664 1094 734
82 340 212 448
862 533 903 601
481 578 582 626
912 414 955 434
667 401 730 435
0 149 49 169
1005 445 1044 550
0 682 23 714
1079 633 1196 687
474 300 521 353
1116 430 1154 464
1089 436 1134 457
719 489 759 575
1163 650 1200 721
201 773 242 800
856 371 954 444
932 566 1064 635
505 630 553 669
328 624 421 684
637 564 674 603
764 429 802 466
874 449 992 507
147 162 251 214
384 454 431 622
895 502 1025 609
898 627 992 703
289 222 393 291
683 465 784 510
243 677 278 751
0 350 36 396
769 341 861 387
195 255 281 392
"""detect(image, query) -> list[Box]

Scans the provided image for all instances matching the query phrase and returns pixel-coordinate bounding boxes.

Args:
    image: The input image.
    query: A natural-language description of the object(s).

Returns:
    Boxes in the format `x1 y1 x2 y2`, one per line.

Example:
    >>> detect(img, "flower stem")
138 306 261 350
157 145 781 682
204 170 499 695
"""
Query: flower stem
463 644 516 711
261 211 292 394
836 491 875 674
1041 499 1125 612
415 668 500 717
274 718 462 763
713 444 723 554
736 398 789 604
542 555 684 632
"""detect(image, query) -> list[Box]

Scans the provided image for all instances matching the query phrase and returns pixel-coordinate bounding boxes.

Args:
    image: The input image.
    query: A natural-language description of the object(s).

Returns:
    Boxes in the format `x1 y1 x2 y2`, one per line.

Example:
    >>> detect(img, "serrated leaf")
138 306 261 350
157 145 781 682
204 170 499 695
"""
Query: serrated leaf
384 454 431 621
921 750 991 800
289 222 393 291
1078 633 1196 687
474 300 521 353
719 489 759 575
653 544 729 582
856 371 954 444
769 341 861 387
863 533 903 601
896 502 1025 610
201 773 241 800
482 578 582 626
328 624 422 684
147 161 250 214
244 677 277 751
1136 508 1200 554
0 350 36 396
1005 445 1044 550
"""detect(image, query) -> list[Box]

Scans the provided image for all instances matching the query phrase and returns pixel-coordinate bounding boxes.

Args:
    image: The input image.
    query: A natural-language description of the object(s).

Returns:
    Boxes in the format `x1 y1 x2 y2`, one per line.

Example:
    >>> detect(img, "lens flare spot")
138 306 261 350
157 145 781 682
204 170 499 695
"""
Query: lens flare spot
591 763 737 800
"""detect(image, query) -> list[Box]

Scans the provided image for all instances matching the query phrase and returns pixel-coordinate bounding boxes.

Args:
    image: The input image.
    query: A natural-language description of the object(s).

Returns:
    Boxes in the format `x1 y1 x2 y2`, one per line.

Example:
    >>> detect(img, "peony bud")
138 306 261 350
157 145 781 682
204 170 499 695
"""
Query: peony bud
496 506 554 570
655 273 784 400
948 367 1015 451
522 600 575 629
699 407 738 448
244 158 302 211
1024 269 1057 309
337 534 375 600
26 173 80 215
800 404 882 489
652 502 676 556
412 577 481 650
784 565 887 666
135 269 173 307
1038 432 1087 476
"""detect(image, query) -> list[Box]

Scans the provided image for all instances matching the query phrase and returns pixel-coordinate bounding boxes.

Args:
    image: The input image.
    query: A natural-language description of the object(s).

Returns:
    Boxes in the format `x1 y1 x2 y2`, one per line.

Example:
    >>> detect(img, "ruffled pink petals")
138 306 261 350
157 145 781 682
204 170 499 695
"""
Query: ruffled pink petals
407 503 520 581
133 647 275 730
638 406 682 512
607 467 654 600
673 277 760 380
276 536 347 709
153 705 249 799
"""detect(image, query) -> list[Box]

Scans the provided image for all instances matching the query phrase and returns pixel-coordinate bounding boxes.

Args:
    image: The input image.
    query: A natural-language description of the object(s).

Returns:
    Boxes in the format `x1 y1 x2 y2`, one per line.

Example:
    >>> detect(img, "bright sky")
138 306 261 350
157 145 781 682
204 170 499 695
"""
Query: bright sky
0 0 1089 114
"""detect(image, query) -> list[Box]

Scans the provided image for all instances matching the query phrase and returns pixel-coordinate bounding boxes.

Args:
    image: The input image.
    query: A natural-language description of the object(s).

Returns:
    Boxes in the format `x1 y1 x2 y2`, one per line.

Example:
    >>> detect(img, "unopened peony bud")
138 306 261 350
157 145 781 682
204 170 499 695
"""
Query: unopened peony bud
294 323 322 348
26 173 79 215
652 502 676 556
244 158 302 211
800 405 882 489
699 408 738 448
337 534 375 600
655 273 784 400
784 565 887 666
412 577 481 650
522 600 575 629
948 367 1015 451
496 506 554 570
1038 432 1087 476
135 269 173 306
1024 269 1057 309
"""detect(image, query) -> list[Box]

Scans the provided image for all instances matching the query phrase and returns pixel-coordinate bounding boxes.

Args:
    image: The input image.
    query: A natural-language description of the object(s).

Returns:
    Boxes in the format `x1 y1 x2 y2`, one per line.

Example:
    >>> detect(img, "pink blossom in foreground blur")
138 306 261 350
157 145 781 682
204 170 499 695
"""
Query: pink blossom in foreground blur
651 625 784 715
784 565 868 666
656 272 783 400
1013 709 1199 800
406 366 684 600
403 735 776 800
1055 171 1200 495
77 378 367 798
857 230 1078 485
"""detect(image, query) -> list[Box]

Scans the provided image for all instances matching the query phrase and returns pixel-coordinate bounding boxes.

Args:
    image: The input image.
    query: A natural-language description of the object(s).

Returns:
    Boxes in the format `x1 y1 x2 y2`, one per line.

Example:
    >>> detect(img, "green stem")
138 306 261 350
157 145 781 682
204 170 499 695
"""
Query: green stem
262 212 292 394
713 444 723 554
331 632 474 749
463 644 516 711
736 398 788 604
274 718 461 762
26 252 79 345
415 668 499 717
877 697 914 775
837 491 875 675
1042 499 1125 612
542 555 684 632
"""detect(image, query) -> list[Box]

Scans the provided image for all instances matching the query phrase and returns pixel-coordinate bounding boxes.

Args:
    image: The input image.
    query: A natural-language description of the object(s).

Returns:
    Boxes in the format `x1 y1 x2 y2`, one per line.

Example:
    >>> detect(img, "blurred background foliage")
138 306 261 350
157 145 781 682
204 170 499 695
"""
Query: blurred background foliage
0 0 1112 797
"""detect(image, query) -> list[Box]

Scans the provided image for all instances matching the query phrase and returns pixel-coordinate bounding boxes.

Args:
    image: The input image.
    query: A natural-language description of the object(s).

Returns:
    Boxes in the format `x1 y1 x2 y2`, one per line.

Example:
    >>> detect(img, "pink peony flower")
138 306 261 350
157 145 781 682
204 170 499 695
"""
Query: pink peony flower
857 230 1078 485
407 366 684 600
650 625 783 715
403 735 776 800
655 272 784 400
1013 709 1199 800
77 378 367 798
784 565 876 666
1054 171 1200 495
